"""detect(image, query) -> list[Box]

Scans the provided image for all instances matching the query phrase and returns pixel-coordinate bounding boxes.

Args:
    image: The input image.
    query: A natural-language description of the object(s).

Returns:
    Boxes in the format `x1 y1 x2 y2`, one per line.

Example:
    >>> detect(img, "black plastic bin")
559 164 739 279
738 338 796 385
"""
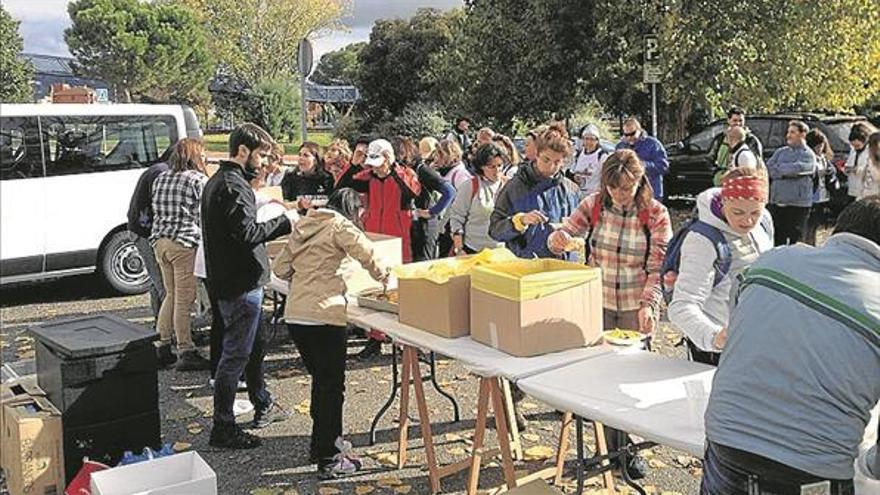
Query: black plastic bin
29 314 161 481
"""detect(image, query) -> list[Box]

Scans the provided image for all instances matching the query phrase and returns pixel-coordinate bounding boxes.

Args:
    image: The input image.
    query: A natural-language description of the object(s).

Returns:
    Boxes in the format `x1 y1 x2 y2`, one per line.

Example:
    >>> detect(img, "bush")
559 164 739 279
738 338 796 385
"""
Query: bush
374 101 448 139
249 77 302 142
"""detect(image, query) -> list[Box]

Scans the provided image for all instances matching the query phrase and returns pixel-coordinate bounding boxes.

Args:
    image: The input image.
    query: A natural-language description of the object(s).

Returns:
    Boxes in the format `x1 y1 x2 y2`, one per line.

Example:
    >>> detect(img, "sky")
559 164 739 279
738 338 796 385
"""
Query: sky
6 0 461 60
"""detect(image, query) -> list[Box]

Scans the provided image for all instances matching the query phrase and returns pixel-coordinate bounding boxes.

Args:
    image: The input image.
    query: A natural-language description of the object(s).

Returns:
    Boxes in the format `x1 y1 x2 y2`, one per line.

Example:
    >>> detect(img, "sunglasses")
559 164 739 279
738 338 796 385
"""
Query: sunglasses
623 131 638 137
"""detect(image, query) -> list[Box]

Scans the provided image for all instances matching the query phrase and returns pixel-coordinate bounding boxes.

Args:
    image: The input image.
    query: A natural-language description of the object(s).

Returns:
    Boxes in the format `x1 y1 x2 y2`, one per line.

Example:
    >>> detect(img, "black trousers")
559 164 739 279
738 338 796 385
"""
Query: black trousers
805 202 832 246
769 205 810 246
686 338 721 367
411 217 440 262
288 323 348 464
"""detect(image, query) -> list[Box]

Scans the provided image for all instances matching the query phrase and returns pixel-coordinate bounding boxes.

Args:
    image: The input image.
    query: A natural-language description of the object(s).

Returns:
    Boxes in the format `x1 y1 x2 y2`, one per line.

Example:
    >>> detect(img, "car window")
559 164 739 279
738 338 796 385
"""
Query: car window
684 123 723 153
746 119 774 149
765 120 788 150
41 114 177 177
0 117 43 181
821 121 878 152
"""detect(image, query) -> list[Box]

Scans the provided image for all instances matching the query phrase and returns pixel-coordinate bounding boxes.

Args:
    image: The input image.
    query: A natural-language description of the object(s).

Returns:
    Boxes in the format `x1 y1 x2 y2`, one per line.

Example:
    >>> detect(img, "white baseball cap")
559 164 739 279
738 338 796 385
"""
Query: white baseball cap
365 139 394 167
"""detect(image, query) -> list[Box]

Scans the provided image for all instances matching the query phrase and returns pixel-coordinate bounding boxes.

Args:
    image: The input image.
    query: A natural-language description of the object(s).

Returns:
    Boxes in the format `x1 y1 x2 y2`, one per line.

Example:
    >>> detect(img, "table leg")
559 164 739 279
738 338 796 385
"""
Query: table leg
501 379 523 461
575 417 584 495
409 346 441 494
593 421 616 490
467 378 491 495
397 346 413 469
489 378 518 490
369 345 399 445
428 352 461 422
617 430 648 495
554 411 573 486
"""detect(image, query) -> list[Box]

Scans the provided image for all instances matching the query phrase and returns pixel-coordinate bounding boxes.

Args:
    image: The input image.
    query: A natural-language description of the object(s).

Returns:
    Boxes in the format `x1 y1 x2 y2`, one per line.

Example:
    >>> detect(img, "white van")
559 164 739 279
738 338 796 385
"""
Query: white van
0 103 202 293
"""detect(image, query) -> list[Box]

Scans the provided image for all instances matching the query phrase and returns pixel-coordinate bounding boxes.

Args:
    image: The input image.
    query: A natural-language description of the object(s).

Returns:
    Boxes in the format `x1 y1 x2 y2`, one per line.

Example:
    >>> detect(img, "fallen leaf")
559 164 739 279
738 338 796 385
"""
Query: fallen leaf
376 476 403 486
444 433 462 442
521 433 540 442
520 402 539 410
675 455 693 467
250 489 280 495
647 459 667 468
373 453 398 467
172 442 192 452
393 486 412 494
317 488 340 495
170 384 203 391
295 379 310 385
293 400 311 414
355 486 374 495
448 447 467 456
523 445 554 461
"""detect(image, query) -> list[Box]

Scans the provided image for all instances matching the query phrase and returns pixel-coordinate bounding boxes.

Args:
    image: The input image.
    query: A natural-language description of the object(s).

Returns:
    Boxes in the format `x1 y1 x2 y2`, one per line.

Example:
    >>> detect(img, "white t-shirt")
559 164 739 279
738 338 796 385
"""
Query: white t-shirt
569 148 606 196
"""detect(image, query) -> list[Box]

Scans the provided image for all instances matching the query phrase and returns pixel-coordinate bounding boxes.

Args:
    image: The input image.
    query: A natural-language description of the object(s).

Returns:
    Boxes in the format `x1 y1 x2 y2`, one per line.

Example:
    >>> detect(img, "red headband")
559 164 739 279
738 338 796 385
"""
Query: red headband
721 176 767 202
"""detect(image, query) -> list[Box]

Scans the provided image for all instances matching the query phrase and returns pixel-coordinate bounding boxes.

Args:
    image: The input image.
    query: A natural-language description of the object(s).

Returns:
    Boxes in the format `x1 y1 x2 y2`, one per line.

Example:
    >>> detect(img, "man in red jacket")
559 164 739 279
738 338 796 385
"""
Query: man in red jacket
354 139 421 359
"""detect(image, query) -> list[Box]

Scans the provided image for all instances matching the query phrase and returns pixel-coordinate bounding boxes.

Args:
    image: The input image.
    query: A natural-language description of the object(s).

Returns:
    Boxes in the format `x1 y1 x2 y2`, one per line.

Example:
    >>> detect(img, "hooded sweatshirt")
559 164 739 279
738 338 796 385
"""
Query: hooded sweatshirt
667 188 775 351
271 208 386 327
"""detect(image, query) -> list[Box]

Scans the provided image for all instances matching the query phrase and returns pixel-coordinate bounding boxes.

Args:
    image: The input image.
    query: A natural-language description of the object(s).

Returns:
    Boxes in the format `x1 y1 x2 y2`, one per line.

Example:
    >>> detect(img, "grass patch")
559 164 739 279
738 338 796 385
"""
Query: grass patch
203 131 335 154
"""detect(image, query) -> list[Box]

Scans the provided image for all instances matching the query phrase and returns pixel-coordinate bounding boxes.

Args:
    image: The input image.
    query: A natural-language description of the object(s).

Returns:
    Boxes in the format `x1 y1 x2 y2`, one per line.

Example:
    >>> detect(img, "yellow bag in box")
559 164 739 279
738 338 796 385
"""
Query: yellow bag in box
391 247 518 284
471 259 600 301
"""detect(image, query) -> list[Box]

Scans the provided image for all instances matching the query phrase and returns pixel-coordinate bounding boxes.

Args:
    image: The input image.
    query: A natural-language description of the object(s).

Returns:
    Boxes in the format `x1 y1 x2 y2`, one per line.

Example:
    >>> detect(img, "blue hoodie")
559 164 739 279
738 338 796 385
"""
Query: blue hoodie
489 162 581 260
616 133 669 200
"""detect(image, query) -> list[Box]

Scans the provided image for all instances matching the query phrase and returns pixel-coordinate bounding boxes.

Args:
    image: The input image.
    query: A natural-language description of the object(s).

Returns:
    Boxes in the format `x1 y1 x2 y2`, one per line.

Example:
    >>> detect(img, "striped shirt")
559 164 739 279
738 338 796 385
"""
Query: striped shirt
150 169 207 249
556 193 672 311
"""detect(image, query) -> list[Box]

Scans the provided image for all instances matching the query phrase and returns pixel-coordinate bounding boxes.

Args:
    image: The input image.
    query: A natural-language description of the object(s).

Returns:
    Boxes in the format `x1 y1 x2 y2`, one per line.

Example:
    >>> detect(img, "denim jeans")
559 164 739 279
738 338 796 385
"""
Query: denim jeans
701 441 854 495
133 235 165 322
288 323 348 462
213 287 271 424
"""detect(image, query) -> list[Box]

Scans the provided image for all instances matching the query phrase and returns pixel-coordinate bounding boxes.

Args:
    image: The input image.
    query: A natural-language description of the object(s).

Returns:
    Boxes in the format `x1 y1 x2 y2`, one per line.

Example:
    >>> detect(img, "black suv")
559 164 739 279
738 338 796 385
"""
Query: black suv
664 113 877 199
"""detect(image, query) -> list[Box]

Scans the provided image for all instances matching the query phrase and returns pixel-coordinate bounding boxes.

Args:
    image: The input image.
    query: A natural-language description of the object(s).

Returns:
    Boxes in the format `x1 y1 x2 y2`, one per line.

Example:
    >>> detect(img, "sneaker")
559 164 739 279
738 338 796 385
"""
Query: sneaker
354 339 382 361
251 402 291 429
208 423 262 449
318 455 362 480
156 343 177 368
176 350 211 372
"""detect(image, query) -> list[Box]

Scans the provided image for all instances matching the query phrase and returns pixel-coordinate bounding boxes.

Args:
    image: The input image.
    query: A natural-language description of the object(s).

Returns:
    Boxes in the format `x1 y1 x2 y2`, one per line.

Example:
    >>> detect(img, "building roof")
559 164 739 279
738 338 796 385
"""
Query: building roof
19 53 77 76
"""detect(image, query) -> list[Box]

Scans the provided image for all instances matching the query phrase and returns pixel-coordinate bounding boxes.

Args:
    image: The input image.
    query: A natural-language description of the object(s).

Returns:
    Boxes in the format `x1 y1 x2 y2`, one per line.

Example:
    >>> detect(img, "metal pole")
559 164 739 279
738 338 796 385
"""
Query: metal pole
651 83 658 137
300 73 308 143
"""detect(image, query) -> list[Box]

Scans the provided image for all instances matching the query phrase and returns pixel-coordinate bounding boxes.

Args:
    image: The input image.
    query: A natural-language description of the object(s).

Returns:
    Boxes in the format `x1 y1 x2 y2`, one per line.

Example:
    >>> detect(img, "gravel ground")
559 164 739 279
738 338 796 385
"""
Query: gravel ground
0 205 832 495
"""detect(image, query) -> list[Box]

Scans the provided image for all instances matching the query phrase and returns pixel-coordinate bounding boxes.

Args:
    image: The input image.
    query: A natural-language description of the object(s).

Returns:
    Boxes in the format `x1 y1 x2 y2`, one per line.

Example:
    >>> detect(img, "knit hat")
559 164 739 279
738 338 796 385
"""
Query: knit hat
580 124 601 140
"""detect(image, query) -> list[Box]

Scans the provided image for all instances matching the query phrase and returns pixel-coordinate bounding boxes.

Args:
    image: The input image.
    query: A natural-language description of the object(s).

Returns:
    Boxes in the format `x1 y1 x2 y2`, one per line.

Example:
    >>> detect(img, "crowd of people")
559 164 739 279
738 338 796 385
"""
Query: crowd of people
125 111 880 492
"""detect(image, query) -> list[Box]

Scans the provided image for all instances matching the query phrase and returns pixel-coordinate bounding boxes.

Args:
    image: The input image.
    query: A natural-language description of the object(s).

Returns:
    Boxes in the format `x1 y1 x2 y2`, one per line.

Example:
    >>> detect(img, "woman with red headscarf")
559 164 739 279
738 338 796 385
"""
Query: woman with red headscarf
667 167 775 365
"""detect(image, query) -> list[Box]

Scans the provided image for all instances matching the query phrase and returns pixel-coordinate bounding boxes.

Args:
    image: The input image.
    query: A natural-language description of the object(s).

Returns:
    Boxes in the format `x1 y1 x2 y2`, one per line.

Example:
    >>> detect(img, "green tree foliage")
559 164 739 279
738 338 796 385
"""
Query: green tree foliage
311 42 364 86
375 101 448 139
172 0 346 84
250 77 302 141
0 6 34 103
357 8 461 129
65 0 214 103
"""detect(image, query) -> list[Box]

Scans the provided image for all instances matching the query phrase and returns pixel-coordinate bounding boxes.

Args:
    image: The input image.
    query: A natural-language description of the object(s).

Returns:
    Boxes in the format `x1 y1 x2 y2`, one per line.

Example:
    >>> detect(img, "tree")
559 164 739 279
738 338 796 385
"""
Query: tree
375 101 448 139
171 0 346 84
429 0 599 132
357 8 461 129
250 77 302 141
65 0 214 103
310 42 364 86
0 6 34 103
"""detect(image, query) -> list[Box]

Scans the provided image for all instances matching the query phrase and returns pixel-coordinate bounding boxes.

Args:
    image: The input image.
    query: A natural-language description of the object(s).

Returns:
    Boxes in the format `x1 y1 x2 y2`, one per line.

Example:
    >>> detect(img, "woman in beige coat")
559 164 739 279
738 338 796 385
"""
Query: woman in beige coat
271 187 388 480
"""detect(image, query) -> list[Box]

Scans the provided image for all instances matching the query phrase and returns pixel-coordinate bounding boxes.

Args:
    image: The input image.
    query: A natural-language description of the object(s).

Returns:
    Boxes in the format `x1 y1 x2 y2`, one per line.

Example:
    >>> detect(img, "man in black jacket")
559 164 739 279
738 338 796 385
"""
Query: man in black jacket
126 159 170 324
202 123 296 449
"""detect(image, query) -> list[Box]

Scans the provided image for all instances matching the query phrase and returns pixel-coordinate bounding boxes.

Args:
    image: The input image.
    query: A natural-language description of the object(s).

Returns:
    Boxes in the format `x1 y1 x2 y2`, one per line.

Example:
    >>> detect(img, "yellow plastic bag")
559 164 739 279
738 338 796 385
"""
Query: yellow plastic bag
471 259 600 301
391 247 518 284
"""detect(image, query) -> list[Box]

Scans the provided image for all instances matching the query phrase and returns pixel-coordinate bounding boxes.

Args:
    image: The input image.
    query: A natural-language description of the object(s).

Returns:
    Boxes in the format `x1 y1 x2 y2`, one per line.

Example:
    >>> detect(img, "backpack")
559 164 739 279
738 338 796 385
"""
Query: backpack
660 212 772 304
584 198 652 264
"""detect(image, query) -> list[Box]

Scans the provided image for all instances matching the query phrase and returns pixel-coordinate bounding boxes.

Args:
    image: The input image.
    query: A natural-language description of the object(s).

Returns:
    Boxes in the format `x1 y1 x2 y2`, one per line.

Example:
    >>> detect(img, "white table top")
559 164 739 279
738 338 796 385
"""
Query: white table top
518 350 715 457
347 310 613 381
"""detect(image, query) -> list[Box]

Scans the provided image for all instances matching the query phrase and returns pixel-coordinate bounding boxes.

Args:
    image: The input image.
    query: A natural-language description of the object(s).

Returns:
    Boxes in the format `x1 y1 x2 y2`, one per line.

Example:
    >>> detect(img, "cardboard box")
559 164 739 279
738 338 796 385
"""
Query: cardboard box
505 479 564 494
2 396 64 495
342 233 402 296
90 451 217 495
0 376 46 471
470 260 603 357
397 259 471 338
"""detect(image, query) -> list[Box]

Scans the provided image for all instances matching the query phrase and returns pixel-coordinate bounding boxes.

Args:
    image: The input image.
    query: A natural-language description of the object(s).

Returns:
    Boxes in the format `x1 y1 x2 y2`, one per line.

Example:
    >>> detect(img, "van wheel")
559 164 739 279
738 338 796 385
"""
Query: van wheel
100 230 150 295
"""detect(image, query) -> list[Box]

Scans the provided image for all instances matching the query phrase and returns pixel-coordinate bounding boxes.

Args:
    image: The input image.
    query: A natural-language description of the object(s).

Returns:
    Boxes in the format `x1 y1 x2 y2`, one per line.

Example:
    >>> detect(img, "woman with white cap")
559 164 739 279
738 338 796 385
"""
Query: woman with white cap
566 124 608 199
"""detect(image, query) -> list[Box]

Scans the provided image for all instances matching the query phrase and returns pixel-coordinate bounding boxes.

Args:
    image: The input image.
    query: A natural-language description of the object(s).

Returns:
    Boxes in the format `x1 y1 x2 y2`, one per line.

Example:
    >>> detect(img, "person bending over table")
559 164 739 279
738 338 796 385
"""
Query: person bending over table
702 195 880 495
548 149 672 479
272 188 390 480
667 167 774 366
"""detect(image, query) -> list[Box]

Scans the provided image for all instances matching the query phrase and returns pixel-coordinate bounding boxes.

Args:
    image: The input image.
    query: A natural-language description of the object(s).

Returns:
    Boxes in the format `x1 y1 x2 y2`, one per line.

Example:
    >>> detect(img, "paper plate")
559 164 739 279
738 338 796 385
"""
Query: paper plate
233 399 254 416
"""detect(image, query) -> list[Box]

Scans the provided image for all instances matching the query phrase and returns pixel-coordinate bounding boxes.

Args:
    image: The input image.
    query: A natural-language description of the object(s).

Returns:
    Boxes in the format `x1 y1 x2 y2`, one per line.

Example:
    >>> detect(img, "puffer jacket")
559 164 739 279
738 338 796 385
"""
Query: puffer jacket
272 208 386 327
667 188 775 352
489 162 581 260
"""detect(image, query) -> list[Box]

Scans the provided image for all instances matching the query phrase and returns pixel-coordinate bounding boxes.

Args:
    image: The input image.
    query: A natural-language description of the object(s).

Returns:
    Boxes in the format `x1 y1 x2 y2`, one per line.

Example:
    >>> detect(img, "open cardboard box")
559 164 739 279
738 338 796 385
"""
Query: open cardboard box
342 233 402 296
470 259 603 357
0 376 47 471
396 258 471 338
90 451 217 495
2 396 64 495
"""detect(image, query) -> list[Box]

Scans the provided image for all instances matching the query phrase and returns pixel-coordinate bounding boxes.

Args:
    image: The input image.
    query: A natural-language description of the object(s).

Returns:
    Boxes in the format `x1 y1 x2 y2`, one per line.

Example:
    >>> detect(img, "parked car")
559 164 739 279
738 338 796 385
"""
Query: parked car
665 113 878 200
0 103 202 294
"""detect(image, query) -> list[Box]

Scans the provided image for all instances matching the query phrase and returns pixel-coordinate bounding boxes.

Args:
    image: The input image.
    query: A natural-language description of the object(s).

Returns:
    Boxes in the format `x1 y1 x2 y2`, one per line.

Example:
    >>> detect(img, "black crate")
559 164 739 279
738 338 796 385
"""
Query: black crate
62 409 161 483
36 340 158 426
